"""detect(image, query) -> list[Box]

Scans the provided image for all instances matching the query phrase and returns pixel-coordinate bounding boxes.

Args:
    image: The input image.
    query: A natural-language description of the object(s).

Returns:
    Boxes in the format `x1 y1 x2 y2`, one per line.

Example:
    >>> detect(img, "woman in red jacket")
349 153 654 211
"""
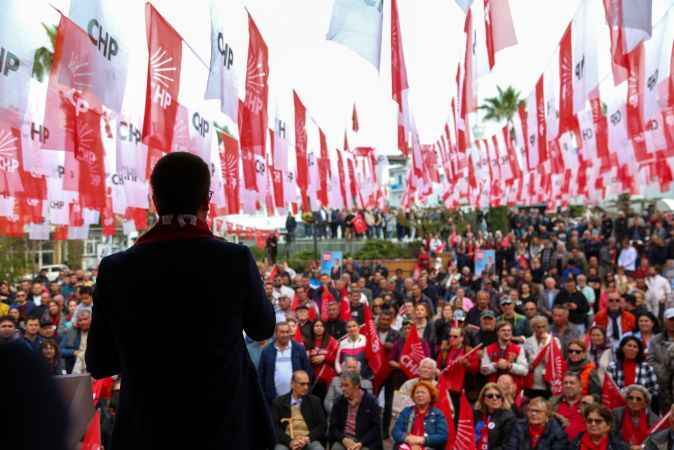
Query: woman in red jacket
306 319 338 401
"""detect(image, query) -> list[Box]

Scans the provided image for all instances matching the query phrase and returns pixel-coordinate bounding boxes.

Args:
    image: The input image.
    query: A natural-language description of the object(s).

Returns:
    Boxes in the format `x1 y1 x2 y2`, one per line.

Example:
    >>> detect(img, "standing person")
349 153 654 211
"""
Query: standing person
286 212 298 245
266 232 279 265
60 310 90 374
481 321 529 387
647 307 674 413
260 322 313 404
306 320 338 402
607 336 659 399
335 320 369 378
593 291 636 348
523 316 559 399
554 277 590 334
271 371 326 450
85 153 277 450
39 339 65 376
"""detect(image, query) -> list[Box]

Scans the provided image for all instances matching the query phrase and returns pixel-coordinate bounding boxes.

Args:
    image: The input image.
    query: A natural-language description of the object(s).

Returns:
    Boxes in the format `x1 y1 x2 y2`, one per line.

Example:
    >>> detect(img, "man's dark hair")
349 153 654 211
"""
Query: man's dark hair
79 286 92 296
0 315 16 326
150 152 211 215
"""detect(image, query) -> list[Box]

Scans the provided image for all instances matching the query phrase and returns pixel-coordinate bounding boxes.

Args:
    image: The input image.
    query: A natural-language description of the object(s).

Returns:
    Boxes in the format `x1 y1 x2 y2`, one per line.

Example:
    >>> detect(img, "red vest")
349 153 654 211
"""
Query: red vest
485 342 524 386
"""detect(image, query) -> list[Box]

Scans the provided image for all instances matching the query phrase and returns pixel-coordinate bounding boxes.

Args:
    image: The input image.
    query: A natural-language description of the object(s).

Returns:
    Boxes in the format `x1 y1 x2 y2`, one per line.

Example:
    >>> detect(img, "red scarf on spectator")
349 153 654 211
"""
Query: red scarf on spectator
621 409 649 446
477 415 491 450
135 216 213 246
623 359 637 386
411 407 428 436
529 423 545 448
579 433 609 450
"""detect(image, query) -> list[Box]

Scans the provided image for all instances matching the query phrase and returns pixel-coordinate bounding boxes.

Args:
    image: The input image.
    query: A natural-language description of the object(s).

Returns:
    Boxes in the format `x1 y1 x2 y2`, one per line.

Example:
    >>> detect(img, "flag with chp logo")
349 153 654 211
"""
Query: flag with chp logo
143 4 182 151
238 13 269 193
219 131 241 215
205 1 239 123
399 324 426 379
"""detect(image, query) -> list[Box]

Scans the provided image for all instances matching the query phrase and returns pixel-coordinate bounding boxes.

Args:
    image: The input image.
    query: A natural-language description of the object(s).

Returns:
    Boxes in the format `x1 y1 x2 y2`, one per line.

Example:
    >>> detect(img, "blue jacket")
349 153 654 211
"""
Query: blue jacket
258 340 313 404
392 406 448 450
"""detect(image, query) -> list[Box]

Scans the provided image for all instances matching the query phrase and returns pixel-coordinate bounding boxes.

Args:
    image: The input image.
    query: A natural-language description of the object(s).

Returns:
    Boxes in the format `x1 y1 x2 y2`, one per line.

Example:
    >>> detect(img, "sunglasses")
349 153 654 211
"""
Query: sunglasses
586 418 605 425
568 349 583 354
485 393 502 400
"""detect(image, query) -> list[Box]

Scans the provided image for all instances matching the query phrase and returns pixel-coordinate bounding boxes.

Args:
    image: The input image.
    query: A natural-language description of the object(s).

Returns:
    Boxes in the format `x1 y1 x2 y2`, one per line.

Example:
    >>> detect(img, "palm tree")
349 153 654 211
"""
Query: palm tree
32 23 58 82
479 85 524 126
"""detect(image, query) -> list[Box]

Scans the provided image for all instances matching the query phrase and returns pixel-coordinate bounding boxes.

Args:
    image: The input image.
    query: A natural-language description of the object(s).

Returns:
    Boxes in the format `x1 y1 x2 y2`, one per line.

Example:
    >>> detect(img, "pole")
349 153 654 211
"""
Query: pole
313 221 318 260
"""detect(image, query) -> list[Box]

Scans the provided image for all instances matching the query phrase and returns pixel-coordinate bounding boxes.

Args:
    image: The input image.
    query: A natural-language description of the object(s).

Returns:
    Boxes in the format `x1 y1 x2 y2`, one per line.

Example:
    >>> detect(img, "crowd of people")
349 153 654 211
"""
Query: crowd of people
6 207 674 449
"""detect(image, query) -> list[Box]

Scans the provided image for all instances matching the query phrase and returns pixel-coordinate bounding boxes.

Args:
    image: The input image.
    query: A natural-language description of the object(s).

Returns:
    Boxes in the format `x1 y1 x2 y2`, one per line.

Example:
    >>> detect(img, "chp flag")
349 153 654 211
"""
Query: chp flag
205 1 239 122
327 0 384 69
399 324 425 379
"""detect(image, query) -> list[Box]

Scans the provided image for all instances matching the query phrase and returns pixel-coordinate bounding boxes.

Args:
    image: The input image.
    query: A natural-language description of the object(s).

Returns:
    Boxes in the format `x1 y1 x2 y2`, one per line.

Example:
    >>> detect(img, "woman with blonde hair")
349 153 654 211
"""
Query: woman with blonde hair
505 397 568 450
474 382 515 449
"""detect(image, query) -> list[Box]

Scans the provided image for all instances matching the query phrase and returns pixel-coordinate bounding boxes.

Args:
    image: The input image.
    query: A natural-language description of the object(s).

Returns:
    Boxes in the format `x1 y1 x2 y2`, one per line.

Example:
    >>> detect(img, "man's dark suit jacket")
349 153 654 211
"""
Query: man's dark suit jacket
270 393 326 446
86 238 276 450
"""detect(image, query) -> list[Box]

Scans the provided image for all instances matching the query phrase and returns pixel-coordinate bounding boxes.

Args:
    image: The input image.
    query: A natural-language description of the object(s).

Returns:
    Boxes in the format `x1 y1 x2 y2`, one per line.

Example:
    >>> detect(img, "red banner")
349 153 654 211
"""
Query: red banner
399 324 425 379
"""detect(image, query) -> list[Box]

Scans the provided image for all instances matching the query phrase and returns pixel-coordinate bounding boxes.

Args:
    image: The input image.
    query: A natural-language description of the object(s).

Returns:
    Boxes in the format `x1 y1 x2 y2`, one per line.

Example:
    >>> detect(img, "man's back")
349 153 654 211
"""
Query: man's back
86 238 275 450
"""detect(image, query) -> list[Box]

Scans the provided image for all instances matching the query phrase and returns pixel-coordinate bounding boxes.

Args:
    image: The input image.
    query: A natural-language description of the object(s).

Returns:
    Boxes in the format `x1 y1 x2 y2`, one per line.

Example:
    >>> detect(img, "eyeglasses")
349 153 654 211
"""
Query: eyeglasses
586 418 606 425
449 335 461 339
626 396 645 402
568 349 583 354
485 393 502 400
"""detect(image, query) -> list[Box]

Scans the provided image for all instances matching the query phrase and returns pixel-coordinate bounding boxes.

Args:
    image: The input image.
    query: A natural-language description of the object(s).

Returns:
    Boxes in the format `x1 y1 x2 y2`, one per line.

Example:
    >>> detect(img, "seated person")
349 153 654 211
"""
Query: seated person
392 380 448 450
329 372 383 450
271 370 326 450
398 358 438 398
324 358 373 415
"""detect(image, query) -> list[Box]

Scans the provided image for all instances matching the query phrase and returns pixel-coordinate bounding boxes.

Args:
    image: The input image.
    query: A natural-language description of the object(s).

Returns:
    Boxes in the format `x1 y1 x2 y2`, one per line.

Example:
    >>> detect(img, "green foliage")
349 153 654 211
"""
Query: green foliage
65 241 84 270
354 240 422 260
479 85 523 125
485 207 510 233
568 205 586 218
32 23 57 82
287 250 317 273
249 245 266 261
616 193 632 214
0 238 31 281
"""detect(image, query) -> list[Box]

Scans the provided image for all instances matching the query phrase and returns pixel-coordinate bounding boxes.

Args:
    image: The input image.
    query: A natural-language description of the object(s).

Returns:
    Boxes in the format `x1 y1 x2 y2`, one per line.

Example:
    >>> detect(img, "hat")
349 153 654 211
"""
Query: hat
665 308 674 320
500 298 513 306
295 303 309 311
480 310 496 319
453 309 466 322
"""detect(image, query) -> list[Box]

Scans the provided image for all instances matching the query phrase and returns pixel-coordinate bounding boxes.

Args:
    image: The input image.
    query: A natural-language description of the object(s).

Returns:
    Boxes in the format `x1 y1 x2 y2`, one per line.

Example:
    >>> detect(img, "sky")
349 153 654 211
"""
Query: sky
38 0 674 153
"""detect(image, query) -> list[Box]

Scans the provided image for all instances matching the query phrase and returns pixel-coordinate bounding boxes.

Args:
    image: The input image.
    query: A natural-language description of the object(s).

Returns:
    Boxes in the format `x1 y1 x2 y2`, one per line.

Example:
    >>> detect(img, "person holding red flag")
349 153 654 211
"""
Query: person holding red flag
391 322 432 381
523 315 559 399
480 321 529 389
437 327 481 414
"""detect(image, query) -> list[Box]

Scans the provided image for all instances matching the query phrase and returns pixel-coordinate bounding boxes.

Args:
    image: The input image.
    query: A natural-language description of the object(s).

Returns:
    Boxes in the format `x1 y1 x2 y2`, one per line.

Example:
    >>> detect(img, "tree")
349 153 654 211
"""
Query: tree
479 85 523 126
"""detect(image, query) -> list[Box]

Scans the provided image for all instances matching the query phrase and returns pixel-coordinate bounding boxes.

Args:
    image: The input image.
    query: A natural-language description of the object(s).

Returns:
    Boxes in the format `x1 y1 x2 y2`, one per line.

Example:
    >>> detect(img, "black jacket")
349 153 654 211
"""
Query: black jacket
86 239 276 450
271 393 326 445
571 433 630 450
504 418 568 450
329 389 383 450
554 289 590 325
474 409 516 450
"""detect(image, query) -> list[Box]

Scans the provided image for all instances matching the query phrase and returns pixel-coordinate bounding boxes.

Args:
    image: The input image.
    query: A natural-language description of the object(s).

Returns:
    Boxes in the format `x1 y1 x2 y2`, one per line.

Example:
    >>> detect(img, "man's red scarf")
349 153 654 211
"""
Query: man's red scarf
135 215 213 246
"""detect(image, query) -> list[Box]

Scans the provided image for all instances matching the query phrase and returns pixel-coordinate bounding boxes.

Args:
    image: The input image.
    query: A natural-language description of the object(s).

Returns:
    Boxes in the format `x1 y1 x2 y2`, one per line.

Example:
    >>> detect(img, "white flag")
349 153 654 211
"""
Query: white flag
572 0 600 114
327 0 383 68
68 0 130 113
622 0 652 53
205 2 240 122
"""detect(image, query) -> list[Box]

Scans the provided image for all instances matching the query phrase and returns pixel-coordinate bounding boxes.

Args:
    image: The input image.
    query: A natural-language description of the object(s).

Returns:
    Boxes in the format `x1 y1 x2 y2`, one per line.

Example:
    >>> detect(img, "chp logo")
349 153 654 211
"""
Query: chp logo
192 112 210 138
149 47 176 109
244 47 267 114
117 120 141 144
574 54 585 81
0 127 19 173
216 32 234 70
87 19 119 61
0 46 20 77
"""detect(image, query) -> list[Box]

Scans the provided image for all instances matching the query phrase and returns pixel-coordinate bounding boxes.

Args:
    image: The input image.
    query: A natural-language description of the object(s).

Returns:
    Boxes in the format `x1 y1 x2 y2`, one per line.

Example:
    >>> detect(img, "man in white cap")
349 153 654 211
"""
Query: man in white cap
647 307 674 412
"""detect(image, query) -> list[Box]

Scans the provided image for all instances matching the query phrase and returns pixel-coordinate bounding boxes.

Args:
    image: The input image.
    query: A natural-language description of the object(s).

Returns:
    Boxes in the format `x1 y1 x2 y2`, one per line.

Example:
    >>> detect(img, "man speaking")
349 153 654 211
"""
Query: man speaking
86 152 276 449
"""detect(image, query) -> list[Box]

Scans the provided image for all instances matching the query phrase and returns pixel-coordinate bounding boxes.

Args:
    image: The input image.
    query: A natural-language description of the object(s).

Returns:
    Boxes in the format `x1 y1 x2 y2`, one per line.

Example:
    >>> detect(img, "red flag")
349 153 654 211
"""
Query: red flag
68 106 106 210
601 373 626 409
80 410 101 450
650 410 672 434
352 103 359 132
239 13 269 191
219 132 240 214
143 4 182 151
391 0 409 109
362 304 390 392
484 0 517 69
558 24 578 137
454 391 476 450
544 338 566 396
535 75 549 163
318 128 329 207
294 91 309 209
336 150 347 208
437 381 457 450
293 322 304 344
0 121 24 197
399 324 425 379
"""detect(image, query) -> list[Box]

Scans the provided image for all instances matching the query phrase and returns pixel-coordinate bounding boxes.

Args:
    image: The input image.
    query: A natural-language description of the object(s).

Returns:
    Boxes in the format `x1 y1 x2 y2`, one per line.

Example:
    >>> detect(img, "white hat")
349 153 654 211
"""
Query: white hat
665 308 674 320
